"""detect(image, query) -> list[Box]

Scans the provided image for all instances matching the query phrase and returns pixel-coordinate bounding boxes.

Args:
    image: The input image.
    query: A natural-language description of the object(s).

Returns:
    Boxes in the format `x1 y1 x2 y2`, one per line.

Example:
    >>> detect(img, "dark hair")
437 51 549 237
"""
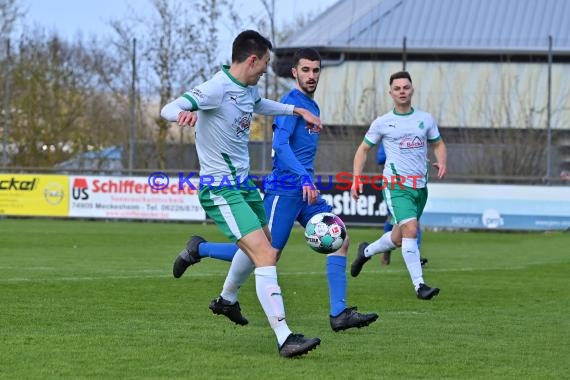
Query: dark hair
292 48 322 67
389 71 412 85
232 30 272 63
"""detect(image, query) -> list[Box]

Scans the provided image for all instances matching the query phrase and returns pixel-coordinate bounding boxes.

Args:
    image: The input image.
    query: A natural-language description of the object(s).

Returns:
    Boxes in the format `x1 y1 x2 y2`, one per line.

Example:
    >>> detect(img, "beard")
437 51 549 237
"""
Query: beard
299 81 317 94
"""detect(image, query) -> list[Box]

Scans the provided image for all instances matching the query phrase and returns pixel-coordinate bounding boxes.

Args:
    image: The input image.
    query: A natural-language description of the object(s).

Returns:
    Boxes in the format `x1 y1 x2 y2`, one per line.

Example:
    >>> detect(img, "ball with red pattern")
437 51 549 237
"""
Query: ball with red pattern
304 212 347 254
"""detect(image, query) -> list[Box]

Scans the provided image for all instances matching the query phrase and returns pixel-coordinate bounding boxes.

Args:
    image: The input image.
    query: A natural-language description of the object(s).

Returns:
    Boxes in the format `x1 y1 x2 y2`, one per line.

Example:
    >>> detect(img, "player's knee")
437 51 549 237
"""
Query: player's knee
338 235 350 255
400 220 419 238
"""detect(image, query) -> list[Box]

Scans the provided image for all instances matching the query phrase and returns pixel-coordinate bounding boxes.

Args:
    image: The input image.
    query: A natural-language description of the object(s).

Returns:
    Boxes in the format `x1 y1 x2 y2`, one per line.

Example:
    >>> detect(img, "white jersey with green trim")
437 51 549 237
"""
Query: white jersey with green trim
179 66 293 186
364 107 441 188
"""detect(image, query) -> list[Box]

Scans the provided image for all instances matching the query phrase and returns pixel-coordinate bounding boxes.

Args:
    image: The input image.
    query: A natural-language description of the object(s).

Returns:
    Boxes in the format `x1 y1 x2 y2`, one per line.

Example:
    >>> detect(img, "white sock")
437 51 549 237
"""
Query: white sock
364 231 396 257
254 266 292 346
401 238 424 290
220 249 254 303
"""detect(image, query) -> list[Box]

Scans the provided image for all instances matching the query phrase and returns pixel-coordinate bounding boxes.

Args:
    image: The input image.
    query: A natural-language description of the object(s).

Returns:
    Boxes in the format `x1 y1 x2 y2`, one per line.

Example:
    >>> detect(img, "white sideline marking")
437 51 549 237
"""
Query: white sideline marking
0 261 565 283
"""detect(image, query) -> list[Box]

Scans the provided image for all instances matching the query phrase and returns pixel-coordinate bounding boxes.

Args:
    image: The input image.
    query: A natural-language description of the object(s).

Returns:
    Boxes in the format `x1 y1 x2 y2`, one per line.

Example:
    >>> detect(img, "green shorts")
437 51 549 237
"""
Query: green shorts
198 185 267 243
383 184 428 225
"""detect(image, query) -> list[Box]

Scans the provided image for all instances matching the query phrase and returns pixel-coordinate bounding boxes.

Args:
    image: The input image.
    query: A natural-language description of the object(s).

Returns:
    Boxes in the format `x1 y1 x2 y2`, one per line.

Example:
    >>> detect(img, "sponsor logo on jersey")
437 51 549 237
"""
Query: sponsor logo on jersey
399 135 424 150
189 88 205 101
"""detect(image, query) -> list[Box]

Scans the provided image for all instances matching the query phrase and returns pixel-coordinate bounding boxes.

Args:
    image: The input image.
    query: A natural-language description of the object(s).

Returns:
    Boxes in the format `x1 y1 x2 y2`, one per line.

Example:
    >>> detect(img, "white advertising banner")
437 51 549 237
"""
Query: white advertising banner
422 183 570 230
68 175 205 221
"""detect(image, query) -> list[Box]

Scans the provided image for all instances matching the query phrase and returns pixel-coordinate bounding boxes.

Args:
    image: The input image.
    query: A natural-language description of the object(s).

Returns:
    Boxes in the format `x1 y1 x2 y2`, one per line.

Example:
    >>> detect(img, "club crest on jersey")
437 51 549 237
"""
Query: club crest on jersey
418 121 425 129
234 113 252 137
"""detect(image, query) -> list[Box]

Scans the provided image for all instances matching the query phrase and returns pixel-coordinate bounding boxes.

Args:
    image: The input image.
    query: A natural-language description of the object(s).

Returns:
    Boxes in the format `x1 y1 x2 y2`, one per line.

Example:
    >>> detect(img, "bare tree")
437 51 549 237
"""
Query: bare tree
6 30 126 167
1 0 24 166
0 0 24 38
109 0 230 169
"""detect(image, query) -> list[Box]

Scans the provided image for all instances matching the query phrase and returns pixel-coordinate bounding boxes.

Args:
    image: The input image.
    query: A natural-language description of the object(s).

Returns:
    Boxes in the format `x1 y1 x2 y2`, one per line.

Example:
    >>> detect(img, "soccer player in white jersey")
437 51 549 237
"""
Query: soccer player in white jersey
350 71 447 300
170 48 378 333
160 30 321 357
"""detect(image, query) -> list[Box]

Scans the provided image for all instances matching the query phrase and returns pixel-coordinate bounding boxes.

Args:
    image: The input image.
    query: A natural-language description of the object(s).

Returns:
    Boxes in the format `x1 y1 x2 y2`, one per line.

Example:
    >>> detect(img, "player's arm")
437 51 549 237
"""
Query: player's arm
426 115 447 179
160 82 222 127
160 96 198 126
430 138 447 179
254 98 322 132
273 116 318 204
351 140 373 200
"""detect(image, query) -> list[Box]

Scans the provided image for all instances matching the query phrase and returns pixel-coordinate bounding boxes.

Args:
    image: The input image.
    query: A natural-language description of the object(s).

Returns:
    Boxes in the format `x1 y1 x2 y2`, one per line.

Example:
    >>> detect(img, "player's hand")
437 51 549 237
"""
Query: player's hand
294 108 323 133
351 181 362 200
177 111 197 127
433 162 447 179
302 184 319 205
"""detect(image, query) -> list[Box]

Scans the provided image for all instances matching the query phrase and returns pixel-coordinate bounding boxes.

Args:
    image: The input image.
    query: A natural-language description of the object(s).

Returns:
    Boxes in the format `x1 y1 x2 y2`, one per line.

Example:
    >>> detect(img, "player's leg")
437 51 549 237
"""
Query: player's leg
299 199 378 331
172 236 239 278
238 227 320 356
391 186 439 300
378 219 426 266
198 186 258 325
417 225 428 266
200 186 319 357
380 214 394 265
216 194 298 315
351 190 399 277
299 199 347 317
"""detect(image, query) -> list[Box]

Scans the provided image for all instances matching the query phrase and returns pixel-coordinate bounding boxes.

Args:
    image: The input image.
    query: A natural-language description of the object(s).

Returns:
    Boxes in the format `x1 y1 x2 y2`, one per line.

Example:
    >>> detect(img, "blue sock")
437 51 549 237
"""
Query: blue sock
384 220 393 233
198 242 238 262
326 255 347 317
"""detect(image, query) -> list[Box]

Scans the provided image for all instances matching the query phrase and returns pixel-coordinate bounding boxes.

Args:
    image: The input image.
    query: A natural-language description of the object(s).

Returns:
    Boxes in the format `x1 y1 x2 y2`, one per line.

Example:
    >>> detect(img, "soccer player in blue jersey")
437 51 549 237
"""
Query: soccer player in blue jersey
350 71 447 300
375 143 427 267
173 48 378 332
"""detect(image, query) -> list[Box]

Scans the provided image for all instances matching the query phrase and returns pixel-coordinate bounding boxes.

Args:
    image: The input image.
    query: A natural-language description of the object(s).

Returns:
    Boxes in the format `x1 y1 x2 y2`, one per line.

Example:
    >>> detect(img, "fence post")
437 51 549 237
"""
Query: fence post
128 38 137 175
2 39 11 167
546 35 553 183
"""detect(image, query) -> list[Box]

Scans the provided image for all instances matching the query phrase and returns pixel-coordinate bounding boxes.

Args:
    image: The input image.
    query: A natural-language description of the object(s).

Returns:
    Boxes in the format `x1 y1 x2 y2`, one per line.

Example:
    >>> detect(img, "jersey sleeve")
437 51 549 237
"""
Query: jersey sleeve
426 114 442 142
254 98 295 116
272 115 309 178
160 96 194 121
364 118 383 147
183 79 223 111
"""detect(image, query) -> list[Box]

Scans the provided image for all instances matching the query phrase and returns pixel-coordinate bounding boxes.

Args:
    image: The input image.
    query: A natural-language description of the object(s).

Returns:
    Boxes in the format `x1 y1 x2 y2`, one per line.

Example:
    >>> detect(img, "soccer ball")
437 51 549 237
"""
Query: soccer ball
304 212 347 254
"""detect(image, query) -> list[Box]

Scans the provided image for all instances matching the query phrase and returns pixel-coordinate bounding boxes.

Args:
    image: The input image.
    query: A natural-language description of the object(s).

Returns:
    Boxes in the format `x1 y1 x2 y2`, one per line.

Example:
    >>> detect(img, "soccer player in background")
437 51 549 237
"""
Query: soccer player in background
375 143 428 267
172 48 378 332
350 71 447 300
160 31 321 358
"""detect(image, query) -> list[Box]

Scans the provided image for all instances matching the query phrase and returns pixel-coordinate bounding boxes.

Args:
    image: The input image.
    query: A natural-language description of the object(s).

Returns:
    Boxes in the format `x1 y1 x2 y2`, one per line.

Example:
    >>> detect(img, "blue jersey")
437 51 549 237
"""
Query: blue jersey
265 89 320 195
377 143 387 165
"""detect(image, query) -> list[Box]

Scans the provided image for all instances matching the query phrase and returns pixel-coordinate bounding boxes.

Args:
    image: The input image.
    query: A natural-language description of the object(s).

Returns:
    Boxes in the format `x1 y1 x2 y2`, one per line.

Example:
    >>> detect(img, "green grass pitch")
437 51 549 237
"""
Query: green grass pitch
1 218 569 379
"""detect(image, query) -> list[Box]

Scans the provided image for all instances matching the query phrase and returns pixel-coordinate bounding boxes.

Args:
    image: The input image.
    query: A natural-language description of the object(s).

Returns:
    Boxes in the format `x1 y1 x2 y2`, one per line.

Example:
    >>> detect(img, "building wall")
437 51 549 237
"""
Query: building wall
315 60 570 129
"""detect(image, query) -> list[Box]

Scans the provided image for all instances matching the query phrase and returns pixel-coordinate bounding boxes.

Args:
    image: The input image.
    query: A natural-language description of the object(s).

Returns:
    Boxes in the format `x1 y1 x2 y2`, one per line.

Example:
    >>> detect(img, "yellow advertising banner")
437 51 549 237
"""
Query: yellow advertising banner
0 174 69 216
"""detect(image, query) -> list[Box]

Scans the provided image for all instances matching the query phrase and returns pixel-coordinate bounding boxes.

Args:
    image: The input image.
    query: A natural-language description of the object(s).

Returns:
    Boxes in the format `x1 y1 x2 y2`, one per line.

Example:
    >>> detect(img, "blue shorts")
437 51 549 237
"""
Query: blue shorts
264 194 332 250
